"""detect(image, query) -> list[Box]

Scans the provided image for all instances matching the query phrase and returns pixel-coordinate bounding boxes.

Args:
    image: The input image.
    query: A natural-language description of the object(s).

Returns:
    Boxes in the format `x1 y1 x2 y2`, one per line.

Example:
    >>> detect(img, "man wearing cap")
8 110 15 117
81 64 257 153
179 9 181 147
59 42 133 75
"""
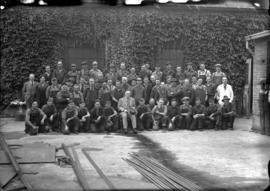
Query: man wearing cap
105 64 118 83
79 61 90 81
205 98 221 130
191 98 206 130
127 67 138 84
131 77 146 105
67 64 79 84
197 62 211 84
163 63 175 82
78 102 90 133
117 62 129 80
179 97 192 129
53 60 66 84
118 91 137 134
216 77 234 105
220 95 236 130
42 97 58 132
90 99 105 133
184 62 196 81
167 98 180 130
62 100 80 134
89 61 103 81
46 77 61 101
212 63 226 88
152 98 168 130
111 80 124 110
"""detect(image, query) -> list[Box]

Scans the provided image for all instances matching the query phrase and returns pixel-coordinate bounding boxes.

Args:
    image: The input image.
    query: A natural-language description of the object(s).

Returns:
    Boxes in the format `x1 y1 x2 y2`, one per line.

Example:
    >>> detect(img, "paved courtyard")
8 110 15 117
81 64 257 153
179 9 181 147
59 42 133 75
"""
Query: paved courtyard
0 117 269 190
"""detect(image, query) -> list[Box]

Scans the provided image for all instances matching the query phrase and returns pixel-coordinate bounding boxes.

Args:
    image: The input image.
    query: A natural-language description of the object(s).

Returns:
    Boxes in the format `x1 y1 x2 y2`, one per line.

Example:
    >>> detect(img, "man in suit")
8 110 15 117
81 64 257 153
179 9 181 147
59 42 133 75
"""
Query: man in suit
53 60 66 84
118 90 137 134
22 73 38 108
83 78 99 111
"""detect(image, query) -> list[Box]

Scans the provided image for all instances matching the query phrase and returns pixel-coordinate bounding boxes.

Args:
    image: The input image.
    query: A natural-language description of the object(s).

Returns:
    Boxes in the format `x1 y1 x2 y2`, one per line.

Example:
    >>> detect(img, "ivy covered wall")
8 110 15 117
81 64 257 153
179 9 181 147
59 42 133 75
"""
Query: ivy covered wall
0 6 269 113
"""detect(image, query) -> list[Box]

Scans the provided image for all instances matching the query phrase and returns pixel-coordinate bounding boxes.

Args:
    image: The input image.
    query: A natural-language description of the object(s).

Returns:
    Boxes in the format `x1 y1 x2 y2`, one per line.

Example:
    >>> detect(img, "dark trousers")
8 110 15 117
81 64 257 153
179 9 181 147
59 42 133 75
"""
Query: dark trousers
137 114 153 130
221 114 235 129
104 115 119 132
153 116 168 129
25 120 48 135
62 117 80 134
179 115 192 129
90 117 105 133
79 116 90 133
205 115 221 129
168 116 180 130
191 116 205 130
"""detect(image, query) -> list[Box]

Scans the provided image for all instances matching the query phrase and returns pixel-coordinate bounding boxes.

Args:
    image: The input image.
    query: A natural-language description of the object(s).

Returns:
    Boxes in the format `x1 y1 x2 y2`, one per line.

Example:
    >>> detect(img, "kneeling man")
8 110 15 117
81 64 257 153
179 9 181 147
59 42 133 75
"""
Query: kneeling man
220 96 236 130
62 100 80 134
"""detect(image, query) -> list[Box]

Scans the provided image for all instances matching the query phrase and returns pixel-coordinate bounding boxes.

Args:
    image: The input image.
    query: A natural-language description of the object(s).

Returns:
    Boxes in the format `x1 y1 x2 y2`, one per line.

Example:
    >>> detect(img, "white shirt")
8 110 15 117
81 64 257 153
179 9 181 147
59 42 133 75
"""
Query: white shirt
216 83 234 104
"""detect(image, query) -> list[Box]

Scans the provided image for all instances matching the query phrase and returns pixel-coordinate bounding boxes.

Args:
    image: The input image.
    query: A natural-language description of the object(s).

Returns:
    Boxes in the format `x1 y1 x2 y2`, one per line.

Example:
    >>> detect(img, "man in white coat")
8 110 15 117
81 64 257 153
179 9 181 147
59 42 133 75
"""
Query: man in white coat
216 77 234 105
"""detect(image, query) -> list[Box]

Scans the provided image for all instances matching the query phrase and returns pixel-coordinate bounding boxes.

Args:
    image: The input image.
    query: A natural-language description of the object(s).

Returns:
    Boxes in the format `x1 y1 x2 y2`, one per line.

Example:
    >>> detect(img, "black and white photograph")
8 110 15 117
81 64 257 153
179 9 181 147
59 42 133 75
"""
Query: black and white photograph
0 0 269 190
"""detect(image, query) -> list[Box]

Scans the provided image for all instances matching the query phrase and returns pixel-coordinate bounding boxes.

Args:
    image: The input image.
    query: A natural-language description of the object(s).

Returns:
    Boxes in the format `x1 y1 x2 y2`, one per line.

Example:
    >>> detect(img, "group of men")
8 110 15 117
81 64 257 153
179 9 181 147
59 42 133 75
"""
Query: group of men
22 60 235 135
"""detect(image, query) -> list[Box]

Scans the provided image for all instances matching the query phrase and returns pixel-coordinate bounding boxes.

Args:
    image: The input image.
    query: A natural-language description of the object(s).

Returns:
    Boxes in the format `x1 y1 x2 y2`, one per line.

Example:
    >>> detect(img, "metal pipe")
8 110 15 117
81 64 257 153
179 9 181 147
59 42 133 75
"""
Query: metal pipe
82 148 116 190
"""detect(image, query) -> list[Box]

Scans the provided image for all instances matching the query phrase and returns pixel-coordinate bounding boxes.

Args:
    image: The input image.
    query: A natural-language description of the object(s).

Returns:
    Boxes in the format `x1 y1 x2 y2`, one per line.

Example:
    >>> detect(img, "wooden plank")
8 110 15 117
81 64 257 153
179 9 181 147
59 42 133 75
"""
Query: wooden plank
0 135 33 191
82 148 116 190
0 146 55 164
0 165 16 187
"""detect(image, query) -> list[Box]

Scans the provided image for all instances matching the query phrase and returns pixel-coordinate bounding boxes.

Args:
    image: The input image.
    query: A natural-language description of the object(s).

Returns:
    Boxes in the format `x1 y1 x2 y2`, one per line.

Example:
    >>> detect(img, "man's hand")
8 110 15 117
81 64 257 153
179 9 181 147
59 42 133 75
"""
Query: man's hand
140 114 144 119
81 116 86 122
50 115 54 121
41 118 45 125
193 114 198 119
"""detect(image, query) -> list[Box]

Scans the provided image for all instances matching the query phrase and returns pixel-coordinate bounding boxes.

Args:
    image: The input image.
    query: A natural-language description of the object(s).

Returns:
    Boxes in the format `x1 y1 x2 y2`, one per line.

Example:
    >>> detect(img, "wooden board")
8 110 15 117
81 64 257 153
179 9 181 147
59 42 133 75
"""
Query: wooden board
0 145 55 164
0 165 16 187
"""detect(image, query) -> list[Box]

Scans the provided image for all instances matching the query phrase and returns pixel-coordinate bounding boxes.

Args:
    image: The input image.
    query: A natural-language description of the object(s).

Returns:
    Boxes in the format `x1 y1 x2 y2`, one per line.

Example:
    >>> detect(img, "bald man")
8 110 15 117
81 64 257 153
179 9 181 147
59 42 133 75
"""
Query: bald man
22 74 38 108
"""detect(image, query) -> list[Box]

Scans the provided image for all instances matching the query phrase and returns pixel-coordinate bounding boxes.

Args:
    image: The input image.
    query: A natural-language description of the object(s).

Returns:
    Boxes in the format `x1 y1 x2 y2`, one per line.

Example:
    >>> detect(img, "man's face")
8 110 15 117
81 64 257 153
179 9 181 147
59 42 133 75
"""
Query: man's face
125 91 131 98
74 86 79 92
95 102 101 108
89 79 95 85
32 101 38 108
156 80 161 85
92 61 98 69
45 66 50 72
130 68 136 73
158 99 164 106
171 101 177 106
149 99 155 105
184 79 190 86
209 101 214 106
40 76 45 83
71 65 76 71
57 62 63 69
155 67 160 71
131 80 136 86
222 77 228 84
122 78 127 84
105 102 111 107
137 79 142 85
80 103 86 108
176 67 181 72
120 63 125 70
116 81 121 88
200 64 205 70
143 77 149 84
224 99 229 105
47 100 53 106
187 65 192 70
139 100 145 105
183 100 189 105
216 66 221 72
192 77 197 83
150 75 155 82
69 102 75 107
197 79 203 85
195 100 201 106
167 65 171 70
29 74 35 81
206 77 211 83
102 82 107 88
108 80 112 85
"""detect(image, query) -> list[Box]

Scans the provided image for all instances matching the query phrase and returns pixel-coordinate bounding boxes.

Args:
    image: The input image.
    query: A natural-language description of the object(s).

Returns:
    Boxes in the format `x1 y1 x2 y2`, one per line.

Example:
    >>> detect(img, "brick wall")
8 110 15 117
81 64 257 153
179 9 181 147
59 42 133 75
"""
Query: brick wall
252 38 268 116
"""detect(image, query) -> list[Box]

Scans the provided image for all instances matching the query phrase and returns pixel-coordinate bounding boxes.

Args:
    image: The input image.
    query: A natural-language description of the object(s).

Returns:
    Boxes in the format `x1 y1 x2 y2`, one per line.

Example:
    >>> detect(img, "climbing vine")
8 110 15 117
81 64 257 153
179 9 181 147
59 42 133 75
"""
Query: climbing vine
0 6 269 113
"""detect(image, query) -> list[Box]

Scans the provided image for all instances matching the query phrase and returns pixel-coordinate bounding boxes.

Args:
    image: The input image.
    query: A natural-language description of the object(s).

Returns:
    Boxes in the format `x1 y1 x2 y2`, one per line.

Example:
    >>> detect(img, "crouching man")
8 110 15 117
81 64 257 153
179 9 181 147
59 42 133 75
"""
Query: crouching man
62 100 80 134
118 91 137 134
90 100 105 133
137 98 152 131
25 101 47 135
152 98 168 130
179 97 192 129
78 102 90 133
205 98 221 130
167 98 180 130
220 96 236 130
191 98 206 130
42 97 58 132
103 100 118 133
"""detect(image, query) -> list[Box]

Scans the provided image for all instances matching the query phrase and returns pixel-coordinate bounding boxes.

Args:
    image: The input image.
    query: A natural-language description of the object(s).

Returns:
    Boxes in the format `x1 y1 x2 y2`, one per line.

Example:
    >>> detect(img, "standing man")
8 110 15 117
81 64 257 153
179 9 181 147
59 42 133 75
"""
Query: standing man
84 78 99 111
67 64 79 84
152 66 163 81
44 65 53 85
105 64 118 83
127 67 138 84
181 79 196 106
194 78 207 105
117 62 129 80
184 62 196 82
80 61 90 81
175 66 185 85
131 77 146 105
111 80 124 110
212 64 226 88
143 76 153 104
89 61 103 82
197 62 211 84
121 77 130 93
22 73 38 108
53 60 66 84
42 97 58 132
216 77 234 105
118 91 137 134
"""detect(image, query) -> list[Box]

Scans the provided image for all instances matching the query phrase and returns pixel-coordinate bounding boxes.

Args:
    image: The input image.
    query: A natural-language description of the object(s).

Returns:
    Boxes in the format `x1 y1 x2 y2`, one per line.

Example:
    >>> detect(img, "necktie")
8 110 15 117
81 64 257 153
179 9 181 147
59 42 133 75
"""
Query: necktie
224 84 227 90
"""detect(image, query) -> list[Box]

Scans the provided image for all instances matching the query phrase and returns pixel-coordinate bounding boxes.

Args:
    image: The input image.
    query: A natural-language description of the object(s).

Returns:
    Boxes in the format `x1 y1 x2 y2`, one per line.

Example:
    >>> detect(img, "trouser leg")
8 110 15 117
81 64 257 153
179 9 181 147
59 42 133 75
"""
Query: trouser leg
130 114 137 129
191 118 198 130
121 112 128 130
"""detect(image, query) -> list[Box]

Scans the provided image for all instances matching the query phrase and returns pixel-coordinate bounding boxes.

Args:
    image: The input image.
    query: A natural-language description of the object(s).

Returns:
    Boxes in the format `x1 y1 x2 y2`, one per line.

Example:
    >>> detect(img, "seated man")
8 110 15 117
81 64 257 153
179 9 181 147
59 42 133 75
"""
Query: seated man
137 98 152 131
78 102 90 133
103 100 118 133
167 98 180 130
191 98 206 130
25 101 47 135
205 98 221 130
152 98 168 130
42 97 58 132
220 96 236 130
90 100 105 133
118 91 137 134
179 97 192 129
62 100 80 134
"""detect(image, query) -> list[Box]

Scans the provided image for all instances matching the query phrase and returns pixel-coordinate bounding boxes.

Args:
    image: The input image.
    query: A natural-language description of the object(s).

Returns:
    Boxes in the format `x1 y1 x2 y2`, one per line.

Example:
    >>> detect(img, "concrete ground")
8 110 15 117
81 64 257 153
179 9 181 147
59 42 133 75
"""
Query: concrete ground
0 117 269 190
